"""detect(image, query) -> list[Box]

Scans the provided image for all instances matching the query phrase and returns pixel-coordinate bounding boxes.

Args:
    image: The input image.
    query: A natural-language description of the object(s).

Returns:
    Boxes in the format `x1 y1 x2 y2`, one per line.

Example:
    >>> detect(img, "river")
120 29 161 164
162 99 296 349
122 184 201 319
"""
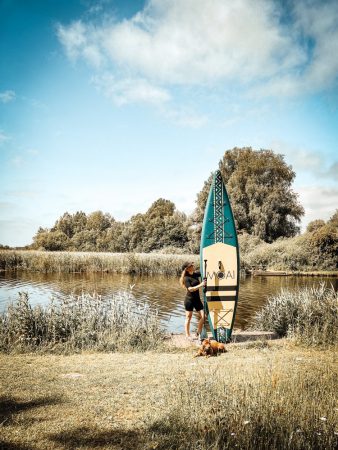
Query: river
0 271 336 332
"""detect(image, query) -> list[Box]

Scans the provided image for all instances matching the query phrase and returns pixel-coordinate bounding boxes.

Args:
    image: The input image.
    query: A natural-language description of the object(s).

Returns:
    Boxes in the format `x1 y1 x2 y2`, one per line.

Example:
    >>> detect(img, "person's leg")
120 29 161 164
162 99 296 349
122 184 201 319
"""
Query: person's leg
185 311 193 337
196 309 205 335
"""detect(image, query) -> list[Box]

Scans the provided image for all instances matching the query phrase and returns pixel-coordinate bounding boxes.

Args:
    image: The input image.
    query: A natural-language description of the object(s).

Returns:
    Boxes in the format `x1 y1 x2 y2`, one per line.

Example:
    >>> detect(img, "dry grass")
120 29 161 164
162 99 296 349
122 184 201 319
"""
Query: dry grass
0 250 198 275
0 342 337 449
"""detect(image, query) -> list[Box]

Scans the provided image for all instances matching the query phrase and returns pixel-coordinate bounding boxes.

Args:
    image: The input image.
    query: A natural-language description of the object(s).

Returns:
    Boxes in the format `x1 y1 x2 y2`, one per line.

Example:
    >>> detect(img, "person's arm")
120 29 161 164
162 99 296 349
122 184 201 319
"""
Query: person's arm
185 276 206 292
187 282 204 292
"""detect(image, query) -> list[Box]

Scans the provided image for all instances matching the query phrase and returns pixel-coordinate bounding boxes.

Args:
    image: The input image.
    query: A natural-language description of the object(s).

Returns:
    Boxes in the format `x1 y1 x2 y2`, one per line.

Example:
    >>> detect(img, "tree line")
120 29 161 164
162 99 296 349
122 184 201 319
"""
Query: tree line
28 147 337 254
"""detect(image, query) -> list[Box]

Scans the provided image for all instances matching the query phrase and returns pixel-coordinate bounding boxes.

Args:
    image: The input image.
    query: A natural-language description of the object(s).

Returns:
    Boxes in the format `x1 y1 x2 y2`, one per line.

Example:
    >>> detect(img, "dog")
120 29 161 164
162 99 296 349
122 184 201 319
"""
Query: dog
194 338 227 357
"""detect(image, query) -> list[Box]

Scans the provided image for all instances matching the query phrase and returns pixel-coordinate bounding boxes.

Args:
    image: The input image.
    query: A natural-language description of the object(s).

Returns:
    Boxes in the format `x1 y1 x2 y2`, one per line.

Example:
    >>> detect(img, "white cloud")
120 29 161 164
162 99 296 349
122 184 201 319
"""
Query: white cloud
0 130 10 145
92 74 171 105
26 148 39 156
57 0 338 100
0 90 16 103
11 156 24 167
161 106 208 128
269 139 337 179
299 185 338 228
57 21 104 68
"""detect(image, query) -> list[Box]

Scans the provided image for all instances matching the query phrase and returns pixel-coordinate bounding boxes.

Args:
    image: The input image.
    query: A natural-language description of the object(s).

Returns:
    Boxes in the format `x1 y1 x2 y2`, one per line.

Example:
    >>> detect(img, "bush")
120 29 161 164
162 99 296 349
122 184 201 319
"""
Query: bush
252 285 338 347
0 291 164 353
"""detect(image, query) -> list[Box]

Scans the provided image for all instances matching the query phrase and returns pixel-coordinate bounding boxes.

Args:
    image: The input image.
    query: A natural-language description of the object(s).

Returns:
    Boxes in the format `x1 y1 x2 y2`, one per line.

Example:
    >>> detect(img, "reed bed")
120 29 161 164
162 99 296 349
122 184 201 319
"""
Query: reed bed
0 291 164 353
252 284 338 347
0 250 198 275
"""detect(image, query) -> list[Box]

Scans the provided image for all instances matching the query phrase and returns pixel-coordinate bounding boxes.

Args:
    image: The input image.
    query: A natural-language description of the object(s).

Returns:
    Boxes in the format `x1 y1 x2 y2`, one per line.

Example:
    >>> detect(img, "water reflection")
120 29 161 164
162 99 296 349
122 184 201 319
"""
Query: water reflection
0 271 336 333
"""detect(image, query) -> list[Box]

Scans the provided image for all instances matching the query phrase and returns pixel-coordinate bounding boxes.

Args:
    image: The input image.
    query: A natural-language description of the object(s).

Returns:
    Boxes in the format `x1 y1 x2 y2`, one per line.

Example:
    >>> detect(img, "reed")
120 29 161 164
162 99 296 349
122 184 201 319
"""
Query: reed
0 250 199 275
0 291 164 353
252 284 338 347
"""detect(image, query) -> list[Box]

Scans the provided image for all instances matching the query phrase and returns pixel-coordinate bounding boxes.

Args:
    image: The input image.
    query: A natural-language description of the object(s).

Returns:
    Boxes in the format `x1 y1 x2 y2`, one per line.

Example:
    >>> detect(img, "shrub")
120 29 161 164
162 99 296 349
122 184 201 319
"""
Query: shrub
252 285 338 347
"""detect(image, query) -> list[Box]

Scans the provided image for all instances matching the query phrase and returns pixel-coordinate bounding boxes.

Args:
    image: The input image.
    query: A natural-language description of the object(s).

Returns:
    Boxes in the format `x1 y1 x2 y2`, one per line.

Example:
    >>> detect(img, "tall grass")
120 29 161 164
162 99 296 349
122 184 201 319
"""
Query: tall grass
0 291 164 353
0 250 198 275
252 284 338 347
148 353 337 450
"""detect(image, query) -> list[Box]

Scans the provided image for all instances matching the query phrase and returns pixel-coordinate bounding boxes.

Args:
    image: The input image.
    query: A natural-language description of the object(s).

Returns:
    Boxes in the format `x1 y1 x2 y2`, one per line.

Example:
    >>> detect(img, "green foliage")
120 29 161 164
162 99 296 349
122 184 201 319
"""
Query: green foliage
328 208 338 227
306 219 325 233
33 230 70 251
252 285 338 347
308 223 338 269
31 199 189 253
196 147 304 242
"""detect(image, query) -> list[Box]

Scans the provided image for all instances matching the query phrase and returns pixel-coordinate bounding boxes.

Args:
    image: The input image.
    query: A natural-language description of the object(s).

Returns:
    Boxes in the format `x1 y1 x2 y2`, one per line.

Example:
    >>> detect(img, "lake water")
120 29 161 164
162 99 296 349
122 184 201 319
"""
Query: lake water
0 271 337 333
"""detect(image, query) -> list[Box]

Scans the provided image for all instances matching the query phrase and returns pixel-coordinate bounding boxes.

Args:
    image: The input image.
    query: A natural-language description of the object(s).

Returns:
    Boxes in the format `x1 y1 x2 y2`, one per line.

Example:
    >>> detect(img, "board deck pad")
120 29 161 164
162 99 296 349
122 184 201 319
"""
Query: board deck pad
200 170 239 342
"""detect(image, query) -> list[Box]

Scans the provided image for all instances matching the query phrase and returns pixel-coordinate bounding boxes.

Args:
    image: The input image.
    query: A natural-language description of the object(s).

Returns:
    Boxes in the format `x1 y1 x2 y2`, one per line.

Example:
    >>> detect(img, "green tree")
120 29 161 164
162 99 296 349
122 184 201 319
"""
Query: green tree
328 209 338 228
86 211 114 232
306 219 326 233
146 199 175 219
33 230 70 251
196 147 304 242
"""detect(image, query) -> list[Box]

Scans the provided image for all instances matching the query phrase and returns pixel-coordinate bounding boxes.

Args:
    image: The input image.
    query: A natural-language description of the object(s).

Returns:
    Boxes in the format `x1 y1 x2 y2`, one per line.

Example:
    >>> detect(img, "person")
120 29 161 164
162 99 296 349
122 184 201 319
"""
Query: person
179 262 206 340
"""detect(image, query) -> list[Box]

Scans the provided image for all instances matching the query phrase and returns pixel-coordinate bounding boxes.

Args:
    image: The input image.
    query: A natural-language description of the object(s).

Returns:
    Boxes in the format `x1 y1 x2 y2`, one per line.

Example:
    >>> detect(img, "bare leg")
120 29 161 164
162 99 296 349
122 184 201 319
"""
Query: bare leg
185 311 193 337
197 310 205 335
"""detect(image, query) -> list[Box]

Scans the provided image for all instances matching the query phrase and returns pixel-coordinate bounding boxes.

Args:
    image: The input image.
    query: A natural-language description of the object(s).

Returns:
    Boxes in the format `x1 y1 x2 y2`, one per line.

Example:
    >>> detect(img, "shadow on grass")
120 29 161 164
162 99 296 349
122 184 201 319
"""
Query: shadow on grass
0 441 32 450
0 395 62 427
49 426 145 449
0 395 63 450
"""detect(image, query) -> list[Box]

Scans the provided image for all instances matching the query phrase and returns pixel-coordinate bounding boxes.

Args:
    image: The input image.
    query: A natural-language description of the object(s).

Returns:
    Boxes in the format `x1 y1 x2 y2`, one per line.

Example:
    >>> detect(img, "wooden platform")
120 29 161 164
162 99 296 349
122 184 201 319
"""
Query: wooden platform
165 331 278 348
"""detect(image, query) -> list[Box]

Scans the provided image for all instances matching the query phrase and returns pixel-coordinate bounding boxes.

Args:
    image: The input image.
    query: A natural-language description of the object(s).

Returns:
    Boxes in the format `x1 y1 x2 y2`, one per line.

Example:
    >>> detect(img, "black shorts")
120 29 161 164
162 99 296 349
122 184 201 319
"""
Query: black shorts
184 297 204 312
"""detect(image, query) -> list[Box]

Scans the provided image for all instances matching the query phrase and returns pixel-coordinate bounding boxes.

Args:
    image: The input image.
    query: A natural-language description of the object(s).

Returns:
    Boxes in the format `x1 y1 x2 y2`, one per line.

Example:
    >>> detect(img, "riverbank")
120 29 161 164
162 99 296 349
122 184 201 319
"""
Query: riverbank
0 250 198 275
1 341 337 450
0 250 337 276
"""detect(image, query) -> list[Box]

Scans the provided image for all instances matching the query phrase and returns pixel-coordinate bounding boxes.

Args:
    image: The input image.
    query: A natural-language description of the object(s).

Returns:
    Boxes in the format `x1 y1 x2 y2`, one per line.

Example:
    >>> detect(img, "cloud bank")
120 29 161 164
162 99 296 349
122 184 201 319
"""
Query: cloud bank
57 0 338 104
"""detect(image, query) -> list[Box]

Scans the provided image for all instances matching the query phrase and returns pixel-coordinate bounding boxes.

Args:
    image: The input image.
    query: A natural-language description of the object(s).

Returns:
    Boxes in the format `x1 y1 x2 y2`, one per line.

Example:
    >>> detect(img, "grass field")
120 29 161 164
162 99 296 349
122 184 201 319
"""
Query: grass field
1 341 337 450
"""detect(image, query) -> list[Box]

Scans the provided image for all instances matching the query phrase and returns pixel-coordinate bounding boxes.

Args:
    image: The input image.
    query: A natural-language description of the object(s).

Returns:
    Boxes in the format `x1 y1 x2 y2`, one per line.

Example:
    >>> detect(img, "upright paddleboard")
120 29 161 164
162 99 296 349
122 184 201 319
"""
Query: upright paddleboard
200 170 240 342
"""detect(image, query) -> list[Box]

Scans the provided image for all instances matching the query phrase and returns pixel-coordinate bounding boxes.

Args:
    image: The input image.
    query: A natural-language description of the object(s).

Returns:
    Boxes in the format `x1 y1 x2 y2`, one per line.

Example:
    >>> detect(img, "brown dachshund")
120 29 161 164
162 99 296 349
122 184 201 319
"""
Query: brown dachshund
194 338 227 357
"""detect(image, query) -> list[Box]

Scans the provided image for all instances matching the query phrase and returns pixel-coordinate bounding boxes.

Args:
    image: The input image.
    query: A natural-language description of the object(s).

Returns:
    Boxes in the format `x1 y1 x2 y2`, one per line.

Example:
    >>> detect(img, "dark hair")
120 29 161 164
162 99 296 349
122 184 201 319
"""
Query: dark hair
179 262 194 289
181 261 193 272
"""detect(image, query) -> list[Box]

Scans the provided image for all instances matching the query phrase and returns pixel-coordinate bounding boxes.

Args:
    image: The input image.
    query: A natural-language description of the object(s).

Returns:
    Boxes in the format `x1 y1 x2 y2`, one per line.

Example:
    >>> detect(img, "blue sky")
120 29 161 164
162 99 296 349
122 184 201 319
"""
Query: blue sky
1 0 338 246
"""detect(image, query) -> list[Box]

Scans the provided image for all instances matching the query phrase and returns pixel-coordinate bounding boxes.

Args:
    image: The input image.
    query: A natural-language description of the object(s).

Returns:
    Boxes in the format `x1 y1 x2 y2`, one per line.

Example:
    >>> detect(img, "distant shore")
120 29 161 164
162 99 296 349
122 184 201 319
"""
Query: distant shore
0 249 337 276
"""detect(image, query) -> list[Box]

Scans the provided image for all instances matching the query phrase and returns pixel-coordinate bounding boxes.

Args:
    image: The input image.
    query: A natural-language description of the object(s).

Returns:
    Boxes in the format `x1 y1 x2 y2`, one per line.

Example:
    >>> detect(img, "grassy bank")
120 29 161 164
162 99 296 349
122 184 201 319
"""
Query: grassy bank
0 250 198 275
1 343 337 450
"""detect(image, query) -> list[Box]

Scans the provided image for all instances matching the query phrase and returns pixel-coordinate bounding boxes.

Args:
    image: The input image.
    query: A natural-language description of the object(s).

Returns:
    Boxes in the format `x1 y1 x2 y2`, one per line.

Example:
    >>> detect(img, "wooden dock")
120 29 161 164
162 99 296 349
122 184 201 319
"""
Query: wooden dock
166 331 279 348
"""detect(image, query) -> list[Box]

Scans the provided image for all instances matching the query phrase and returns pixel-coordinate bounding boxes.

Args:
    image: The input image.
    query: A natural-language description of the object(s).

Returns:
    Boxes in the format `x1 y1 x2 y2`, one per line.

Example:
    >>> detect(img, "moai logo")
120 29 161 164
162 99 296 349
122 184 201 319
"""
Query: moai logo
206 270 235 280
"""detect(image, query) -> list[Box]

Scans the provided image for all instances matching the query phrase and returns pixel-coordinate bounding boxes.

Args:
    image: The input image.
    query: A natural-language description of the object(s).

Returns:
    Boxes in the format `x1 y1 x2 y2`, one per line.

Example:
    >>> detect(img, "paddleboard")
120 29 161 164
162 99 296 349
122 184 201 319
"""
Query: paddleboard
200 170 240 342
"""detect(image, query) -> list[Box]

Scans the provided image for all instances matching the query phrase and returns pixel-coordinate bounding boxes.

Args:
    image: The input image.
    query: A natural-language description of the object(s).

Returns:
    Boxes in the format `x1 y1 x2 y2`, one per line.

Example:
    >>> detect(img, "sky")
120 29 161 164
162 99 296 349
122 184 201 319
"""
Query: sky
1 0 338 247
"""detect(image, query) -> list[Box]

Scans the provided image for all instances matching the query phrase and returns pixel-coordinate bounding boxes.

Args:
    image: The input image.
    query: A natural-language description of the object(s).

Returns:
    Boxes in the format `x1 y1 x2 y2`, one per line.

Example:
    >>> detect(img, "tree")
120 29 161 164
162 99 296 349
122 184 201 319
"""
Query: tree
195 147 304 242
328 209 338 228
306 219 325 233
146 199 175 219
86 211 114 232
33 230 70 251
